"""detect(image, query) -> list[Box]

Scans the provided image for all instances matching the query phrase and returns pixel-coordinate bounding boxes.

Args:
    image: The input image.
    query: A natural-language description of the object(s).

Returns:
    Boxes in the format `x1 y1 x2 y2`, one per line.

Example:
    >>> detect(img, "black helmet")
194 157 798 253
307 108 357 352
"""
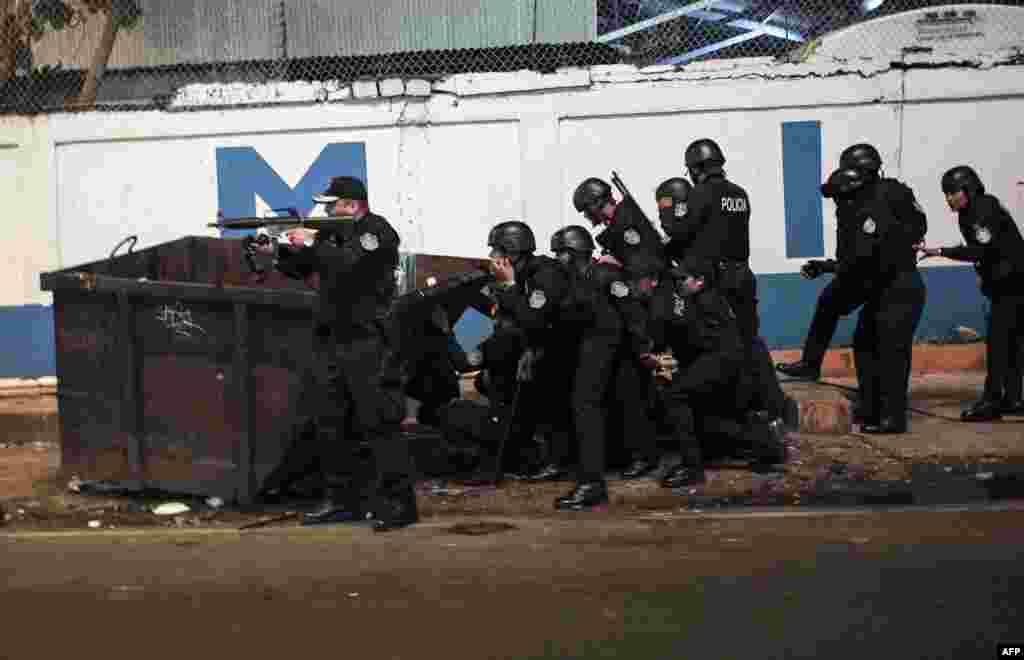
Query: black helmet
821 167 868 199
572 178 613 213
839 143 882 176
551 225 595 255
684 138 726 183
655 177 693 203
488 221 536 255
941 165 985 197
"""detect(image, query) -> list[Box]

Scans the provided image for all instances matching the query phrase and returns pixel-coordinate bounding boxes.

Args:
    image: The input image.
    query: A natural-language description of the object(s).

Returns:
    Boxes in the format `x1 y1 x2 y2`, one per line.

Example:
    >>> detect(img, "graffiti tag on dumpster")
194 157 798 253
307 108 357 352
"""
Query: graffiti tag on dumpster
155 302 208 339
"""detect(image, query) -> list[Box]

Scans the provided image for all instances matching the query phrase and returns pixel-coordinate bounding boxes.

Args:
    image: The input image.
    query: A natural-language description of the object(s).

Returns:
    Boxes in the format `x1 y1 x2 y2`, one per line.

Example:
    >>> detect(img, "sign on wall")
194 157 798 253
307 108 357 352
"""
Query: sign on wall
215 142 368 220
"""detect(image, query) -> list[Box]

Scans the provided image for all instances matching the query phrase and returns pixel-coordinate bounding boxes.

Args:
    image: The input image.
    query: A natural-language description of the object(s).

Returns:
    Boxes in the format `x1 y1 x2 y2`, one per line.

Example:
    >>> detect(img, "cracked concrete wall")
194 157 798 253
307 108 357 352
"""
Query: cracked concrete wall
2 54 1023 374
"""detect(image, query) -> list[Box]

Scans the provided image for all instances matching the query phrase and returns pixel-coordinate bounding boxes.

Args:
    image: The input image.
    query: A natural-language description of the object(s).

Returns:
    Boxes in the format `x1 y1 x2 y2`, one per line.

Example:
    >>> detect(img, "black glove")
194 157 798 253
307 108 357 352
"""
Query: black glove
800 259 834 280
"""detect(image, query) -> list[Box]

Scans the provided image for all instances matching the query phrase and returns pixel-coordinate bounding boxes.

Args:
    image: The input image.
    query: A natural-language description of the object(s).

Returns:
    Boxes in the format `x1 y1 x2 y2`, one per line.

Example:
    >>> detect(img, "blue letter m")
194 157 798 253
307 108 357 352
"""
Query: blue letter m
215 142 367 233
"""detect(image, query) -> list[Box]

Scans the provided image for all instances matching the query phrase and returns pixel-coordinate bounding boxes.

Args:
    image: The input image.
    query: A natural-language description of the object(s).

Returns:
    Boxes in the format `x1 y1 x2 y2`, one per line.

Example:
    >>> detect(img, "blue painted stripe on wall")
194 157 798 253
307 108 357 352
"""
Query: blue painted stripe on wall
781 121 825 259
0 267 986 377
757 266 988 349
0 305 56 377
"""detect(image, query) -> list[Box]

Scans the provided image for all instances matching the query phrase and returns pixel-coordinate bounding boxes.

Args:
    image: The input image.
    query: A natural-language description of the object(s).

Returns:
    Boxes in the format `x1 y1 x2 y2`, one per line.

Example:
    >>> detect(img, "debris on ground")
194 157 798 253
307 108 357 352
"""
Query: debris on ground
152 503 191 516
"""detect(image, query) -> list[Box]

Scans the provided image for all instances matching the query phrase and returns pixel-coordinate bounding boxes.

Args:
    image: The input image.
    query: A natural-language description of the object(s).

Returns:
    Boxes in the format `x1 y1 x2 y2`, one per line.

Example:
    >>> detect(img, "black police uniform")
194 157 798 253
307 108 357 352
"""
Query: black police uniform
595 207 664 474
484 252 570 474
781 177 926 382
595 202 667 278
270 209 417 530
648 271 786 487
574 183 664 472
549 260 630 508
843 180 927 433
935 183 1024 420
664 172 789 422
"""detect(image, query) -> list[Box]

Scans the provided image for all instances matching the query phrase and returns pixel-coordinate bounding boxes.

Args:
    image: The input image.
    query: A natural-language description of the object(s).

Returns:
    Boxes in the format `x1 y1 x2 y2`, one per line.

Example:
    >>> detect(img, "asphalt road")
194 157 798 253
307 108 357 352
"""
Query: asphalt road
3 506 1022 660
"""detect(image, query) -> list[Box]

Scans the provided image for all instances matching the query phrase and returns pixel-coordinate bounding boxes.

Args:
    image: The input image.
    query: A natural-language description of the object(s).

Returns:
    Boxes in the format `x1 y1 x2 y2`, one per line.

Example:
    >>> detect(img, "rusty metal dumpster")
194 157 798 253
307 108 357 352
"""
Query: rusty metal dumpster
40 235 486 504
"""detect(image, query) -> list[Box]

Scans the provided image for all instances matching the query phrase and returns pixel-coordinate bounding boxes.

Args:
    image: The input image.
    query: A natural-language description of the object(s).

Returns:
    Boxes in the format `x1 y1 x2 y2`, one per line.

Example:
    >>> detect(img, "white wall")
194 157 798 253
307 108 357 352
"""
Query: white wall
25 59 1021 290
0 115 60 307
2 57 1023 306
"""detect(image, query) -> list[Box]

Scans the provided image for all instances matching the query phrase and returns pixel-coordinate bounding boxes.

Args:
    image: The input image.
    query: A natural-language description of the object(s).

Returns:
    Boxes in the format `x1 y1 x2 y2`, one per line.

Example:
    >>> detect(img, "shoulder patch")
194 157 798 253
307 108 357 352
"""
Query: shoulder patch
360 232 379 251
528 290 547 309
610 281 630 298
862 218 876 235
975 225 992 245
673 293 686 317
674 202 687 218
623 228 641 246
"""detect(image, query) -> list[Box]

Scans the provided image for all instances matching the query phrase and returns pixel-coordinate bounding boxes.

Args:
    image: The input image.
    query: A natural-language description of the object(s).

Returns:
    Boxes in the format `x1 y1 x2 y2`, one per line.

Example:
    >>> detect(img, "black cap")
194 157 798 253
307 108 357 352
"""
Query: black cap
314 176 368 203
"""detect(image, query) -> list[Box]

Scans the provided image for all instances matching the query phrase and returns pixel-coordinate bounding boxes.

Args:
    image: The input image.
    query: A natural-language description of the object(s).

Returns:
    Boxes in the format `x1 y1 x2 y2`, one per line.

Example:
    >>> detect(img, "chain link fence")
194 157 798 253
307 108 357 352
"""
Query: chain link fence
2 0 1023 114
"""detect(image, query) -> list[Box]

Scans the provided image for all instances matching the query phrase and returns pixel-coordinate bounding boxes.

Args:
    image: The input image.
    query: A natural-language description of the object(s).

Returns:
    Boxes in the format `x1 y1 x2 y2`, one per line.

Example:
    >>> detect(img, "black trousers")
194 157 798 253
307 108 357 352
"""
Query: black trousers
801 276 869 367
720 264 787 418
853 270 926 425
613 347 659 463
261 323 414 497
404 331 460 427
983 293 1024 403
559 330 621 483
662 349 743 468
309 324 413 492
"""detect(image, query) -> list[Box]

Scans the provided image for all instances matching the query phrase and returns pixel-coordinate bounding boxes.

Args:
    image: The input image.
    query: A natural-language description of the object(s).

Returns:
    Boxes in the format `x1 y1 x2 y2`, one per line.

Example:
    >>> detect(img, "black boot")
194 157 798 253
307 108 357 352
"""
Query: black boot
999 398 1024 416
783 396 801 432
961 399 1002 422
527 463 570 482
372 486 419 532
554 481 609 511
301 489 364 526
776 360 821 381
661 464 706 489
621 458 658 480
747 415 789 472
861 418 908 434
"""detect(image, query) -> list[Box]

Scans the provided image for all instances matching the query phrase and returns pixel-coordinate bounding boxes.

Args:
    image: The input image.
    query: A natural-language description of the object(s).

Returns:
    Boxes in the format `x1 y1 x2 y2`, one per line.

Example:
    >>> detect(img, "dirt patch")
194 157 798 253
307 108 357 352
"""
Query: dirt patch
446 521 519 535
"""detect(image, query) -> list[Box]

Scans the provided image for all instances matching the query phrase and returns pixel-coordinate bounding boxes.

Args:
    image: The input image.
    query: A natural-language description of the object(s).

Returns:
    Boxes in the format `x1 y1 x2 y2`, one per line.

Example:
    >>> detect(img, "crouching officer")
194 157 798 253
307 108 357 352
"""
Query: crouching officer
482 221 570 475
256 176 417 531
649 265 788 488
825 166 926 433
920 166 1024 421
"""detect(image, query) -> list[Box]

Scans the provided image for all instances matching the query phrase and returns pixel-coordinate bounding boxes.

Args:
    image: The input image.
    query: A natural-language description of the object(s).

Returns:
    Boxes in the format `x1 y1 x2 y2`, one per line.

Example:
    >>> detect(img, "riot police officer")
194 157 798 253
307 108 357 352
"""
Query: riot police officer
657 177 694 263
821 166 926 433
920 166 1024 421
257 176 417 531
572 178 664 476
778 144 927 385
572 177 666 279
665 139 795 430
482 221 570 475
649 264 788 488
545 227 618 507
